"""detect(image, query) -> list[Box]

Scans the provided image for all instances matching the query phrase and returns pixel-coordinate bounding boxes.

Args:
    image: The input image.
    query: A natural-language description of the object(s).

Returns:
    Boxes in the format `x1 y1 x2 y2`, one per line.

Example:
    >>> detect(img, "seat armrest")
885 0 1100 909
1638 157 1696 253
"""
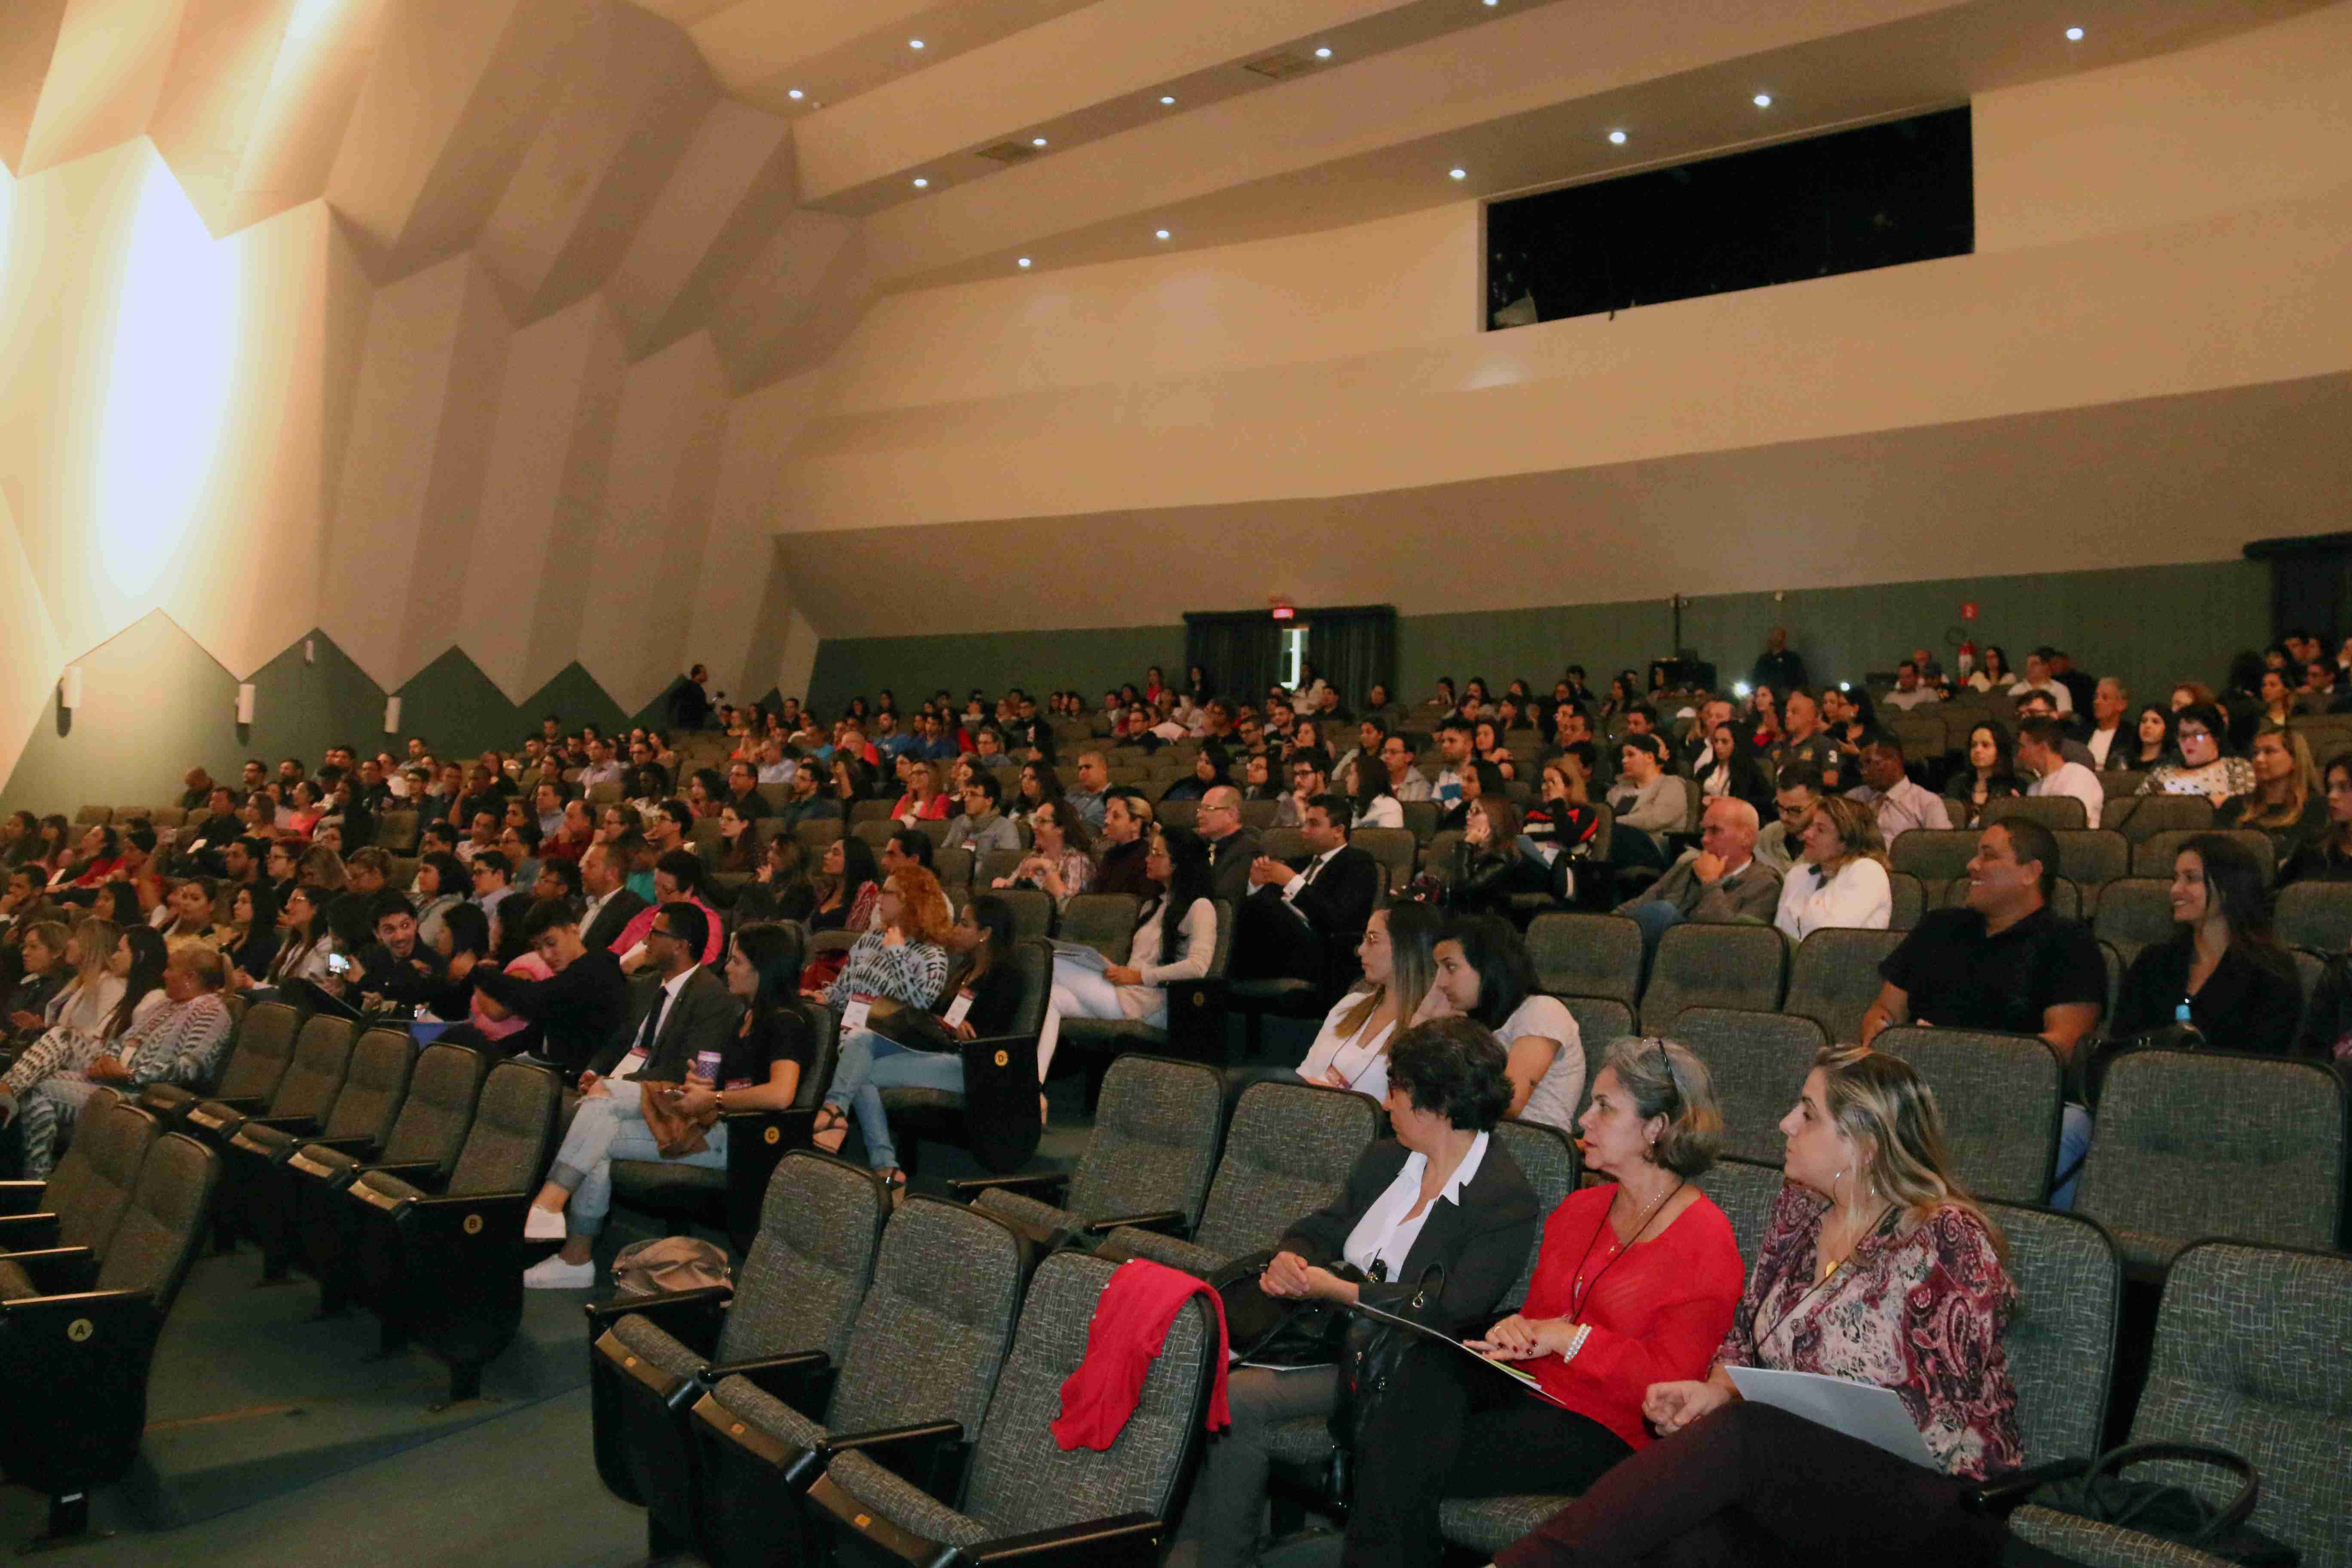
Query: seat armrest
241 1113 324 1135
401 1191 531 1237
946 1171 1070 1200
3 1245 100 1295
703 1348 832 1407
0 1285 156 1326
1081 1209 1188 1237
1959 1458 2089 1518
299 1134 380 1158
818 1418 964 1466
0 1211 61 1250
965 1513 1166 1567
353 1159 447 1187
0 1181 48 1216
582 1283 733 1332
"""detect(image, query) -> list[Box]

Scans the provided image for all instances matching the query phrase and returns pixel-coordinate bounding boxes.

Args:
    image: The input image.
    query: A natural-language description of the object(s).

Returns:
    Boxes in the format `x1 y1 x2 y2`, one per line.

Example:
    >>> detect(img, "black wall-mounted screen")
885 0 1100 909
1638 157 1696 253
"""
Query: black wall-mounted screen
1485 105 1975 330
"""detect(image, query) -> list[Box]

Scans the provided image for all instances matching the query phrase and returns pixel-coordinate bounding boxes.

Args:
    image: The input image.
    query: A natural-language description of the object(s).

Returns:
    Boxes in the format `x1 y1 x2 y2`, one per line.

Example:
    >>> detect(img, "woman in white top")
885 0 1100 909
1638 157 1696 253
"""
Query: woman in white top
1336 755 1406 831
1421 913 1585 1136
1773 793 1893 940
1295 902 1442 1101
1037 825 1218 1085
0 924 169 1117
37 917 127 1041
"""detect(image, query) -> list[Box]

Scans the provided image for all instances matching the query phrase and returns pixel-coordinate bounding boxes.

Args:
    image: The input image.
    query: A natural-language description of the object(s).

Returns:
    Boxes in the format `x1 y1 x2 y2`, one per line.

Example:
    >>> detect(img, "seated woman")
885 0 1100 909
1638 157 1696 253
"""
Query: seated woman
2137 701 2255 802
806 834 882 942
1439 760 1507 835
1009 762 1062 826
1293 901 1442 1098
157 876 225 955
251 885 335 995
890 760 950 824
1351 1037 1743 1568
1474 719 1519 782
712 803 760 876
10 917 116 1049
735 833 818 924
3 920 72 1042
992 799 1092 908
2217 723 2326 870
1035 825 1215 1094
1520 758 1602 891
1174 1018 1538 1568
409 851 468 948
522 917 811 1285
2285 751 2352 883
1159 744 1230 804
1773 794 1893 940
2113 833 2301 1057
0 925 167 1144
1693 721 1771 811
2119 702 2176 772
1426 914 1584 1136
1943 722 2025 827
423 902 495 1021
1496 1047 2021 1568
811 895 1030 1187
1744 685 1782 753
1336 754 1404 830
222 883 281 986
808 870 956 1180
1238 752 1283 803
282 779 325 839
1454 797 1551 916
683 768 726 820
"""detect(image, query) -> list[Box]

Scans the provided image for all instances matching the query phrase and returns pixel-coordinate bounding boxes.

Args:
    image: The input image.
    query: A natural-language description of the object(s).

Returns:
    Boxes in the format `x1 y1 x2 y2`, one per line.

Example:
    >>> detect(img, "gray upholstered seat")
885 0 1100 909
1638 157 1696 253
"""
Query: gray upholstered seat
2050 829 2132 889
1103 1079 1378 1275
1058 893 1140 960
191 1013 354 1141
1890 829 1980 886
1639 925 1788 1035
2073 1050 2346 1272
808 1251 1215 1564
1667 1009 1821 1165
291 1040 484 1191
995 887 1054 939
1526 913 1643 1005
1694 1155 1785 1266
1985 1202 2122 1467
2112 794 2213 842
971 1054 1225 1239
1874 1026 2062 1206
1981 795 2088 832
2091 877 2177 967
2274 879 2352 956
232 1024 412 1164
1353 828 1417 894
1887 871 1926 931
1782 928 1906 1046
1 1089 156 1258
141 998 300 1121
1057 901 1232 1061
353 1057 551 1207
2008 1243 2352 1568
2132 829 2275 885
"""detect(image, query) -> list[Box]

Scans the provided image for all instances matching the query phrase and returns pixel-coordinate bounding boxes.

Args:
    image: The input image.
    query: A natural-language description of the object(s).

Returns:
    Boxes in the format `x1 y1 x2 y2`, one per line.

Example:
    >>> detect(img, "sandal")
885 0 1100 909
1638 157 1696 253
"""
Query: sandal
811 1105 847 1136
812 1124 848 1155
880 1169 907 1207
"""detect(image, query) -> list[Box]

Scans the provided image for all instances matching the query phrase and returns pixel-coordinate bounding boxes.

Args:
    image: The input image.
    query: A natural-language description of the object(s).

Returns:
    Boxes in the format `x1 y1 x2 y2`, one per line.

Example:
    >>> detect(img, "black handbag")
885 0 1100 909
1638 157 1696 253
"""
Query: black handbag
1327 1262 1448 1459
2022 1442 2299 1566
1209 1249 1363 1369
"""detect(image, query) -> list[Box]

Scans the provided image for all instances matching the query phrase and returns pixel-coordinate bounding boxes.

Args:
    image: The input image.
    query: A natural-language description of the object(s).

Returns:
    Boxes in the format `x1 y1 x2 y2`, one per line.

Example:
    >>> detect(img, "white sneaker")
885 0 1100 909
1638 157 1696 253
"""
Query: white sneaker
521 1255 596 1290
523 1205 567 1242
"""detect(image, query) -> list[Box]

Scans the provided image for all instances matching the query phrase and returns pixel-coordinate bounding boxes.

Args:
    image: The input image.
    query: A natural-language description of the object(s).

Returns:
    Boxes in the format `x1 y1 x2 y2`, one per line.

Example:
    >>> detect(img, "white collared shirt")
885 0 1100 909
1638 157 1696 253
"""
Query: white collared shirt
1342 1132 1490 1279
1282 846 1343 916
617 964 695 1081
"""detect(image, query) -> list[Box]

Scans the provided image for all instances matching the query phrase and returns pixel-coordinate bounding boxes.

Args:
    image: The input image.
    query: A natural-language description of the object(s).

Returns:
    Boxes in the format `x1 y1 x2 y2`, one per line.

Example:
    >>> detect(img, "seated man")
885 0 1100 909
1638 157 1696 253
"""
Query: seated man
1880 660 1942 710
2015 688 2095 759
1272 750 1332 829
576 737 625 789
351 892 449 1013
1380 731 1434 803
1770 689 1846 792
1753 764 1819 876
1197 784 1260 906
1231 795 1379 989
943 771 1021 855
1605 733 1684 870
1860 818 2104 1205
1845 733 1951 843
721 760 770 820
1614 798 1782 959
2017 715 2104 829
7 947 233 1178
471 898 631 1085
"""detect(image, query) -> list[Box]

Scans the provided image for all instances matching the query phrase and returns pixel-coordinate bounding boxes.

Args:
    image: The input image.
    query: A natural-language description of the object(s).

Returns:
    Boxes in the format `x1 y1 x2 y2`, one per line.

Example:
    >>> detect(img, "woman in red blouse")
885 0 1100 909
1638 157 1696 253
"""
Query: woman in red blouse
1495 1047 2021 1568
889 760 951 824
1345 1037 1743 1568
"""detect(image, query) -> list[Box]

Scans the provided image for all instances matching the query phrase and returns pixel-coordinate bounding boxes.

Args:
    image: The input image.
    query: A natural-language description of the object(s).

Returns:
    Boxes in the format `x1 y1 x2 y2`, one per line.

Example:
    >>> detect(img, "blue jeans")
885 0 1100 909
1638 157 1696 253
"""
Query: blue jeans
824 1029 963 1171
2050 1101 2094 1210
548 1079 727 1238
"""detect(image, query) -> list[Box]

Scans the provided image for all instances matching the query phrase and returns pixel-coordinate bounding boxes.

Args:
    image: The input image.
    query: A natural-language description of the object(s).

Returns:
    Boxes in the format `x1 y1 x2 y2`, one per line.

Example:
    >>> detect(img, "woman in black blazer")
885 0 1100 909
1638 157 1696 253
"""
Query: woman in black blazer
1174 1017 1538 1568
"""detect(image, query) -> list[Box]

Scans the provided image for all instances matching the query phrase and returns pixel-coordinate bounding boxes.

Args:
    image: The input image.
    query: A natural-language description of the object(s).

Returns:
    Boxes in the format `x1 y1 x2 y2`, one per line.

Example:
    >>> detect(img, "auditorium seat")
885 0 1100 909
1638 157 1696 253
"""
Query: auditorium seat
1558 997 1634 1068
2072 1050 2346 1276
995 887 1054 940
346 1058 562 1403
847 798 892 825
1668 1009 1820 1164
227 1023 413 1277
1891 829 1979 886
1100 1079 1378 1276
850 819 895 854
1353 827 1418 896
2110 793 2211 842
0 1089 157 1261
2134 827 2275 884
956 1054 1225 1246
1155 799 1198 832
1055 903 1230 1079
1401 801 1439 842
793 820 843 855
1982 796 2088 833
1260 826 1308 863
2049 828 2131 891
1639 925 1788 1034
932 844 973 897
185 1012 355 1152
1983 1202 2121 1467
876 939 1051 1177
683 1197 1027 1568
1526 912 1642 1005
2275 879 2352 955
0 1127 217 1549
1888 870 1926 930
2089 877 2175 965
1057 892 1139 961
588 1152 887 1537
1874 1026 2061 1206
1782 928 1906 1045
1989 1243 2352 1568
1695 1155 1784 1265
138 998 300 1125
804 1250 1214 1568
975 847 1025 888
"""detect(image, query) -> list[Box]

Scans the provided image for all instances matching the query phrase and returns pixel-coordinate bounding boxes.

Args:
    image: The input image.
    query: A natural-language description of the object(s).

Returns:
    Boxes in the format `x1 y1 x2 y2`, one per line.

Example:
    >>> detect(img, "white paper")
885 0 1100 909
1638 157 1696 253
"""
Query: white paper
943 989 974 1027
1048 940 1109 971
1725 1367 1937 1469
840 992 876 1035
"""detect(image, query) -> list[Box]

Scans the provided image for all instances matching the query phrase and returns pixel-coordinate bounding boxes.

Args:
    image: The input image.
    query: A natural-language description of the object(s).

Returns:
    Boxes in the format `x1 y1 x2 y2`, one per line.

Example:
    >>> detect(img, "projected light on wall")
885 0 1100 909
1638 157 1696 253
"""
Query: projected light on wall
95 150 242 603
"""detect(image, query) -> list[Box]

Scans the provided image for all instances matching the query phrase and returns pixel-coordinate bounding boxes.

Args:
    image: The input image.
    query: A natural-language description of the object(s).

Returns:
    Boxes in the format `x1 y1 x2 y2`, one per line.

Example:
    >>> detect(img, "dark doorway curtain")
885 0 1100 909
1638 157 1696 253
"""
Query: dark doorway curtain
1183 613 1279 704
2246 532 2352 647
1307 606 1397 713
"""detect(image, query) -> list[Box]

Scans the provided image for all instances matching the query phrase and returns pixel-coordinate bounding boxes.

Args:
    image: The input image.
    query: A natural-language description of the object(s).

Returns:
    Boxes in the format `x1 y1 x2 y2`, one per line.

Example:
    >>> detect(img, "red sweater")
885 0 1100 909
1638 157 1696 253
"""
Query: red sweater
1516 1185 1743 1450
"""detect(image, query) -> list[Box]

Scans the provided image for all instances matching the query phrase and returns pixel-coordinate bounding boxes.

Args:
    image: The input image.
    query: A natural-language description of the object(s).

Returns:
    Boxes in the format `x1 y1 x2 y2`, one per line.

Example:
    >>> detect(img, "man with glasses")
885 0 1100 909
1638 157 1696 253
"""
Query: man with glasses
1274 751 1332 829
1381 732 1434 803
943 771 1021 856
1197 784 1259 905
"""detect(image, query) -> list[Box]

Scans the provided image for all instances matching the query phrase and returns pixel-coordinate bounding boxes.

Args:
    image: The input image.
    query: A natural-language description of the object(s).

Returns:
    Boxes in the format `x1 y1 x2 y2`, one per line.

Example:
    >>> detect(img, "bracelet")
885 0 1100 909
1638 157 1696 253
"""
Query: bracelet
1560 1323 1592 1364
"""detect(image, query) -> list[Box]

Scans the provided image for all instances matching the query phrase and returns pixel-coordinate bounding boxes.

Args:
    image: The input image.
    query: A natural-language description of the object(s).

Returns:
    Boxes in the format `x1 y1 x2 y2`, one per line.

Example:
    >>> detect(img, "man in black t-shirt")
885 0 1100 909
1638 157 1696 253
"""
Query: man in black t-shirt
1862 816 2104 1205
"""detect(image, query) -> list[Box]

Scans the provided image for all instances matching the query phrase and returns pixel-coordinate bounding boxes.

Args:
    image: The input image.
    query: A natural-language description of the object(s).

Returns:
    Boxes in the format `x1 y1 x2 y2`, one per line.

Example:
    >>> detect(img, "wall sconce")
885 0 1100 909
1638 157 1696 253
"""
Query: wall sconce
236 684 256 724
58 667 83 710
384 695 402 734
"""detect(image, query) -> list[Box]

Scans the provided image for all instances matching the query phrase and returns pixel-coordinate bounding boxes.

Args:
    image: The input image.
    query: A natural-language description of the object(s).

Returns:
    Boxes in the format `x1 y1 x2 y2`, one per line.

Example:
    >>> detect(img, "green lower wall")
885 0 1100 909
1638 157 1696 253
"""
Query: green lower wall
811 561 2269 717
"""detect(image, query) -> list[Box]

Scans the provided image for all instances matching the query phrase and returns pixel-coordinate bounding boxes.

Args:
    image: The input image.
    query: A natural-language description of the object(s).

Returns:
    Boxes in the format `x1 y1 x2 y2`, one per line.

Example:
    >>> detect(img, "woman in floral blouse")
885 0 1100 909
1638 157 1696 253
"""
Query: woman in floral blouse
1495 1047 2021 1568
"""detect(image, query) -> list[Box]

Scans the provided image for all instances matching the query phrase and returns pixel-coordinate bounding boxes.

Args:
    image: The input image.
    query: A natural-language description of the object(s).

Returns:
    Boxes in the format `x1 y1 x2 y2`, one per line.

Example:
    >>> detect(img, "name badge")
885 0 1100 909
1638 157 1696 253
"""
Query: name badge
943 989 974 1028
841 992 877 1034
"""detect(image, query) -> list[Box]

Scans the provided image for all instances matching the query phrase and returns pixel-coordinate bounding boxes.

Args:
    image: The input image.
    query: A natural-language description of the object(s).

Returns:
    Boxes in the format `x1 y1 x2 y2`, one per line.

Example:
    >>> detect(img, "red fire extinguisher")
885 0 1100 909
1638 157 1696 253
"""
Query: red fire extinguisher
1957 636 1976 679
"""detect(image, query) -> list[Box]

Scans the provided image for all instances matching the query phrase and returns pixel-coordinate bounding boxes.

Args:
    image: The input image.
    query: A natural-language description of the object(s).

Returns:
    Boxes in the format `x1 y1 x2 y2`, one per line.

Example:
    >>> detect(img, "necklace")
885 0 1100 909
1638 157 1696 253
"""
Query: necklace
1815 1199 1894 1284
1568 1177 1684 1320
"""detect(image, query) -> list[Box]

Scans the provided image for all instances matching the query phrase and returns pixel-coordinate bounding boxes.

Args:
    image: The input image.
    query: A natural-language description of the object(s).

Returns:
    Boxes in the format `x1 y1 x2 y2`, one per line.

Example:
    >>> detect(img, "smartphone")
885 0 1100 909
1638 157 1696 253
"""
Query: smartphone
326 952 351 977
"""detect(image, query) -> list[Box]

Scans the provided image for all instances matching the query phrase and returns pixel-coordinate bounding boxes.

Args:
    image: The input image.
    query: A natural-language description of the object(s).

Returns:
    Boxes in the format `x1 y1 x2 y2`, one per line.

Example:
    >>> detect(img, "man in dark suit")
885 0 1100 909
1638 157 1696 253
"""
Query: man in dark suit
591 902 736 1083
1231 794 1379 988
1197 785 1259 907
576 842 649 955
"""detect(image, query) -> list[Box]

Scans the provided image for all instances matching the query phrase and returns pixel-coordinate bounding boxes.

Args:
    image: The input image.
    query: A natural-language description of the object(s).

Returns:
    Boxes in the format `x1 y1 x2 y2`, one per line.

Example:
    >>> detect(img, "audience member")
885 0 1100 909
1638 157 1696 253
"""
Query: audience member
349 893 448 1012
1378 731 1433 804
1749 627 1807 693
1943 722 2025 828
992 799 1091 907
2283 753 2352 883
1690 720 1770 811
1881 660 1941 710
1773 793 1893 941
156 876 225 955
223 883 280 983
1430 719 1476 809
2016 715 2104 828
1847 733 1951 842
2216 723 2325 869
1093 791 1159 899
2122 702 2176 770
891 760 949 824
2113 834 2300 1059
1753 765 1819 875
1036 827 1216 1093
1616 799 1782 958
2136 701 2253 802
1605 734 1683 870
1289 903 1443 1100
1231 795 1377 988
2014 689 2094 763
259 885 335 992
2009 646 2075 712
2082 677 2131 768
1771 690 1845 793
3 920 72 1037
609 849 724 969
943 770 1022 856
807 836 882 937
0 926 172 1168
1426 915 1584 1134
1272 751 1332 829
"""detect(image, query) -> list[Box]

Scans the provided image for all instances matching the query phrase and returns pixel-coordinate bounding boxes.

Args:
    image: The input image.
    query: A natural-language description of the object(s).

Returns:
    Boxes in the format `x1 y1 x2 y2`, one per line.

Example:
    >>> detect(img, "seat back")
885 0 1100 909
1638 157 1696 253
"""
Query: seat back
1782 929 1907 1046
1696 1156 1784 1267
933 845 974 896
268 1014 358 1120
1493 1118 1579 1308
1888 871 1926 931
2128 1243 2352 1567
995 888 1054 940
1874 1026 2061 1205
1059 894 1140 962
1259 827 1309 864
1639 925 1788 1034
213 1001 302 1104
1982 796 2087 833
714 1152 888 1366
1353 828 1417 894
1985 1203 2122 1465
1154 800 1198 832
1192 1081 1380 1260
1526 913 1642 1005
1063 1055 1227 1228
318 1026 415 1144
443 1060 559 1198
961 1251 1215 1538
2274 879 2352 956
827 1198 1026 1436
93 1132 218 1312
975 848 1026 889
2091 878 2177 966
1669 1009 1821 1164
377 1043 489 1173
2049 829 2131 890
1890 829 1979 885
2134 828 2276 884
2076 1051 2346 1257
792 998 839 1110
43 1090 159 1254
2115 794 2213 842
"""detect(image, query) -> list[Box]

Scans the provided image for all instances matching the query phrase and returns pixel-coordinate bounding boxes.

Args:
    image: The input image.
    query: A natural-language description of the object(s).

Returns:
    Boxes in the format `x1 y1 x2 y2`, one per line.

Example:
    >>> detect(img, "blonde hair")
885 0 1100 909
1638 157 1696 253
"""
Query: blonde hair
1542 758 1589 806
2241 723 2319 829
1809 793 1889 871
67 916 120 992
1336 902 1441 1039
1817 1045 2005 1262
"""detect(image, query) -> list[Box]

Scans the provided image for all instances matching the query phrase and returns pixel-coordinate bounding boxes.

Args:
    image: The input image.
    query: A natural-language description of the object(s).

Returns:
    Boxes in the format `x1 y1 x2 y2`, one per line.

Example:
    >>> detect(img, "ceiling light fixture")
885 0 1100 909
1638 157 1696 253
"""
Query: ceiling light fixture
912 177 929 188
908 37 925 49
1449 168 1467 180
1753 92 1772 107
1483 0 1499 7
2065 25 2084 40
1314 46 1332 58
1159 94 1176 105
1608 129 1627 144
1155 228 1171 240
1017 257 1032 269
1031 137 1047 147
787 89 804 100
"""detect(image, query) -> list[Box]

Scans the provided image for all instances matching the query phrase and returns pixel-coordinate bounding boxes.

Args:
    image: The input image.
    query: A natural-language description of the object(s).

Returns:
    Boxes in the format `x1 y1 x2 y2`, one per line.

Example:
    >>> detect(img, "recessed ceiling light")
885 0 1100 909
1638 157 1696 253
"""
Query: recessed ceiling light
912 177 929 188
1159 94 1176 105
1449 168 1467 180
1155 229 1171 241
1608 129 1627 144
1314 46 1332 58
1482 0 1499 7
1031 137 1047 147
787 89 804 100
2065 25 2084 40
908 37 924 49
1017 257 1032 269
1753 92 1772 107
